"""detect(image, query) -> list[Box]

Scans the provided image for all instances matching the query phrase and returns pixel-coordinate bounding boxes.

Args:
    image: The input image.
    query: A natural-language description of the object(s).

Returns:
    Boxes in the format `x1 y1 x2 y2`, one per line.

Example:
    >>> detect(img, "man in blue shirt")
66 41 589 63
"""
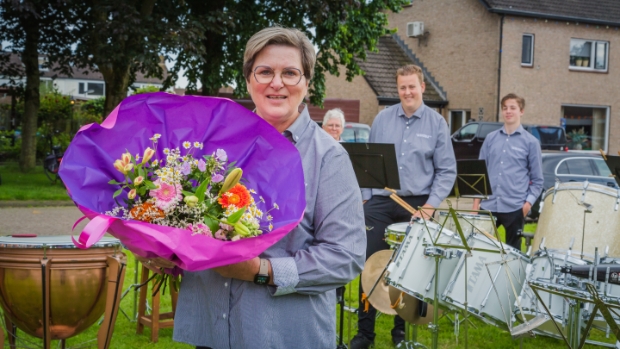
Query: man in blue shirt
473 93 543 250
351 65 456 349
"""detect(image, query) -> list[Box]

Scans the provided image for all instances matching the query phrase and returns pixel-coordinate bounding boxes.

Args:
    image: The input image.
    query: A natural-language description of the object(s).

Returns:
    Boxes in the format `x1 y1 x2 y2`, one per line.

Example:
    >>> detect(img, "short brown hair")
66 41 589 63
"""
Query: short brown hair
243 26 316 82
501 93 525 111
396 64 424 85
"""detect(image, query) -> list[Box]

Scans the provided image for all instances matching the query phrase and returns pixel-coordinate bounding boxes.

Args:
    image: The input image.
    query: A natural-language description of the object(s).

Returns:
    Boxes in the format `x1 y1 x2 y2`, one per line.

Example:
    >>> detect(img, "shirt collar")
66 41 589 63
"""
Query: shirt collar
398 102 425 119
500 124 525 135
283 104 311 144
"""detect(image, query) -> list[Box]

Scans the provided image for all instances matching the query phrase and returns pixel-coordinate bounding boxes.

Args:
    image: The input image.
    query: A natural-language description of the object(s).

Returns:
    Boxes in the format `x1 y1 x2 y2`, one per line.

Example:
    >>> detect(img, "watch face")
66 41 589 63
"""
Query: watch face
254 274 269 285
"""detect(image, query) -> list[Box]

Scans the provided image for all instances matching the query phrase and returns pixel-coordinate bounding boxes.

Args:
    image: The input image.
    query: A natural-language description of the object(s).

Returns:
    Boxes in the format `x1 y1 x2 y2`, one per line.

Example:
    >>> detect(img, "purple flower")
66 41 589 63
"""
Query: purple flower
215 149 227 162
212 173 224 183
180 162 192 175
197 159 206 172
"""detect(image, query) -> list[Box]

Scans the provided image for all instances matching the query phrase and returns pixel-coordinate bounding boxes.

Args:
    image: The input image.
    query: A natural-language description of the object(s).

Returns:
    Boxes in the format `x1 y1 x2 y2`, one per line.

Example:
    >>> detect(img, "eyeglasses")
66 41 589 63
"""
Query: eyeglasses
253 66 305 86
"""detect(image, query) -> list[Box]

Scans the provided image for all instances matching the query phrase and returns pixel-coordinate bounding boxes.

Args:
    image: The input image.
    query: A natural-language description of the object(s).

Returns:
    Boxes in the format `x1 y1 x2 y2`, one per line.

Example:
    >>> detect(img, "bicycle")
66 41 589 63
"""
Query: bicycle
43 144 63 184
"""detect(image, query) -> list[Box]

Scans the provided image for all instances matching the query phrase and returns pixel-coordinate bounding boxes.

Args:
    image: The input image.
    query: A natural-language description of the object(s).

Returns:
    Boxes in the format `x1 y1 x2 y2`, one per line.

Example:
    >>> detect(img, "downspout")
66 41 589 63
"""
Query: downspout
496 14 504 122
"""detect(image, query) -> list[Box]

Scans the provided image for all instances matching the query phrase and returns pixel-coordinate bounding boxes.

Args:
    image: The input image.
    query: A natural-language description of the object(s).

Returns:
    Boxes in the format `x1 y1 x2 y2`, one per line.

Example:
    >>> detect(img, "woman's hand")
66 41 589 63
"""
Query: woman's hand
135 255 177 275
213 257 262 282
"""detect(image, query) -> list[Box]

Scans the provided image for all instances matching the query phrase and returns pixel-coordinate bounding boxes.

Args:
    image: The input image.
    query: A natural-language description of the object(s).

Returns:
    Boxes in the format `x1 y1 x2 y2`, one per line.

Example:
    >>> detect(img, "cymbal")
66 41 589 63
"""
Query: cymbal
361 250 397 315
388 286 439 325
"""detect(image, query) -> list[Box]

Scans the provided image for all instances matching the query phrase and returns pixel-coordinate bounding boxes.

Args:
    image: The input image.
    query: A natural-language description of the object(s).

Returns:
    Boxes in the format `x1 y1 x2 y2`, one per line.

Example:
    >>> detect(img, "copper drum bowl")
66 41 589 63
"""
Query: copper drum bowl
0 235 123 340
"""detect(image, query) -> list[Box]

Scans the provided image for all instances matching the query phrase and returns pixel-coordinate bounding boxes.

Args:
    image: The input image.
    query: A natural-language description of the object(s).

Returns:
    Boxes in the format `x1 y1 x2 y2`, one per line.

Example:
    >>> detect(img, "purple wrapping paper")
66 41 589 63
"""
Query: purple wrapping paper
59 92 306 271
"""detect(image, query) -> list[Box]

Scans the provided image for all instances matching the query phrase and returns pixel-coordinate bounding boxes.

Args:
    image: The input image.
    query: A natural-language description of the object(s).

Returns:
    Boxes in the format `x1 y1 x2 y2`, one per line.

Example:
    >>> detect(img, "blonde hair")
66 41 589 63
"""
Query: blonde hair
323 108 345 127
243 26 316 82
396 64 424 85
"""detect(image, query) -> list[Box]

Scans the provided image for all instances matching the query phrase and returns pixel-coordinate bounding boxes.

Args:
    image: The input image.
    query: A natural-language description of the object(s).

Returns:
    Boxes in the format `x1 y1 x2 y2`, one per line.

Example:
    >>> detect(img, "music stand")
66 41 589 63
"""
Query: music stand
341 143 400 190
449 159 493 199
602 154 620 187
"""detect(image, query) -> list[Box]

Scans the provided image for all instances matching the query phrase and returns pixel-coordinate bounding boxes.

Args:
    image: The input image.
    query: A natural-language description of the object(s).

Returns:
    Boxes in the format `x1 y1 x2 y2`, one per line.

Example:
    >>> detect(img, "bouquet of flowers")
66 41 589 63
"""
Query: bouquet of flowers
60 93 305 271
107 136 277 241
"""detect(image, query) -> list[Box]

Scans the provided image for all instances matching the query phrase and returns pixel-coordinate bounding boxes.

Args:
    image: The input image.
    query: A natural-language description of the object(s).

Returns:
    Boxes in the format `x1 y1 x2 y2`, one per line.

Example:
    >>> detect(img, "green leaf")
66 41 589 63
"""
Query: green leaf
195 177 211 202
204 216 219 233
113 188 124 198
137 187 146 196
145 180 158 190
182 190 195 197
226 206 246 224
108 179 122 185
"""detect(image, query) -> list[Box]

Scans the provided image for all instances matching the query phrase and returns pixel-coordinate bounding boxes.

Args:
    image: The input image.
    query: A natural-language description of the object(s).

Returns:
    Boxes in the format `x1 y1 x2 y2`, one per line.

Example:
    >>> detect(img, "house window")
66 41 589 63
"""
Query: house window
449 110 470 134
38 56 48 71
79 82 105 96
562 105 609 152
521 34 534 66
569 39 608 71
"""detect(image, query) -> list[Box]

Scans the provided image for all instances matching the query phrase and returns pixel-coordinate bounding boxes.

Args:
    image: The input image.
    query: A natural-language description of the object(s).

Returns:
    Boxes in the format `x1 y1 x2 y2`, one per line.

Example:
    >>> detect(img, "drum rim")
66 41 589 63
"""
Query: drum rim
542 181 619 201
438 211 494 221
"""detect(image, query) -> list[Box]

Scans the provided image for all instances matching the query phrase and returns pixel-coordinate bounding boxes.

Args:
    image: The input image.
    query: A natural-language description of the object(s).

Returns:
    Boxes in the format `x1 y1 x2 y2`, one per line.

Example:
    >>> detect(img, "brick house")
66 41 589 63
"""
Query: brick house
325 0 620 153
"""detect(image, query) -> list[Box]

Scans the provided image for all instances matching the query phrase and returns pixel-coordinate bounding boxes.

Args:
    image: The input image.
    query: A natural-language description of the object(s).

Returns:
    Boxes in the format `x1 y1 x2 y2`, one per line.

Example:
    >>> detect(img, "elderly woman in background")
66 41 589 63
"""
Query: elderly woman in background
172 27 366 349
322 108 346 141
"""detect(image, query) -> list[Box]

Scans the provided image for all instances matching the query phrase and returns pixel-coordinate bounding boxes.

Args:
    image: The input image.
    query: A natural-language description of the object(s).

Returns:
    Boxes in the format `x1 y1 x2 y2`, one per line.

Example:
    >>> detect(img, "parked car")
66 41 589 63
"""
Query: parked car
528 151 617 221
341 122 370 143
451 122 567 160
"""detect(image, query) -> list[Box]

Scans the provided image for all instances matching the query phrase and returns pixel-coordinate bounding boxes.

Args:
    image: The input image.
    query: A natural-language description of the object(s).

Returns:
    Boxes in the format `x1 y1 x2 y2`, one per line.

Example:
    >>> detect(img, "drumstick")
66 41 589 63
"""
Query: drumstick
389 194 417 216
599 149 607 160
479 229 498 241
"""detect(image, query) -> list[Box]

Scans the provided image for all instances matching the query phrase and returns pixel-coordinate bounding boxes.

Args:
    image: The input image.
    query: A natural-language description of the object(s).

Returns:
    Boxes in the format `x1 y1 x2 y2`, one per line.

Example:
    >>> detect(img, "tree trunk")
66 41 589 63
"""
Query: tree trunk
99 63 131 117
19 16 40 172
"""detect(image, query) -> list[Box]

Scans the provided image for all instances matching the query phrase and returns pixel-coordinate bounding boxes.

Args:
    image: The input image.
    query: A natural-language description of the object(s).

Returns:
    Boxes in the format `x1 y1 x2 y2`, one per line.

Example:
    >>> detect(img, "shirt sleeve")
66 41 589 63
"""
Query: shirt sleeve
427 119 457 207
526 138 544 205
271 149 366 296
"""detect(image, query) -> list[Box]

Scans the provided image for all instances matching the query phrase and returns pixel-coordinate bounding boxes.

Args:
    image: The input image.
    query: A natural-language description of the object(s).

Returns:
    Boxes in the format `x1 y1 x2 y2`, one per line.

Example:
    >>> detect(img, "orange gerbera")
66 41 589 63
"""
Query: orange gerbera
218 184 251 209
129 202 165 223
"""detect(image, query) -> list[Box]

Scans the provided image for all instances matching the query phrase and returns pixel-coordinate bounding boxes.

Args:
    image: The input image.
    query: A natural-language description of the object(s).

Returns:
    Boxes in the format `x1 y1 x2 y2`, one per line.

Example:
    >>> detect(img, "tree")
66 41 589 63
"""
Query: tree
73 0 202 116
167 0 407 106
0 0 76 171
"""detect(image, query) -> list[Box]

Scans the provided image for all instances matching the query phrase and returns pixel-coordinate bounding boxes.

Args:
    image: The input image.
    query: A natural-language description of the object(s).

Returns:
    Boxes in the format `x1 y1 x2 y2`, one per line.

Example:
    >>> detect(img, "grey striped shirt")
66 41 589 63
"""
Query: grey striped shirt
361 103 456 207
479 125 544 212
173 106 366 349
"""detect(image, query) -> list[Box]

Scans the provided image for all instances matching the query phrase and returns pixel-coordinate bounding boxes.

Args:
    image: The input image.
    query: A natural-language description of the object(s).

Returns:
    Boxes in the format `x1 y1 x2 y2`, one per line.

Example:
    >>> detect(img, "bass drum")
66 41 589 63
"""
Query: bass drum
534 182 620 256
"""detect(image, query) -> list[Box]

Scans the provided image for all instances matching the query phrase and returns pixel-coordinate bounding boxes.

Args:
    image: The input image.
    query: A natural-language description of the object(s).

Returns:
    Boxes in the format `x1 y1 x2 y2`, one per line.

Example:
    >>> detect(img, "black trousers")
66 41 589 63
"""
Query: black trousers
357 194 429 341
491 208 524 250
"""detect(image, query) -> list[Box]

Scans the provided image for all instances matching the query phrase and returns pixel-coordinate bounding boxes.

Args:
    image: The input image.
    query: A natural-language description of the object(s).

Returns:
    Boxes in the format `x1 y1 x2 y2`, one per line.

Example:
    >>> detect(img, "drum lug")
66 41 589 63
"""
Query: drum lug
581 180 589 203
615 188 620 211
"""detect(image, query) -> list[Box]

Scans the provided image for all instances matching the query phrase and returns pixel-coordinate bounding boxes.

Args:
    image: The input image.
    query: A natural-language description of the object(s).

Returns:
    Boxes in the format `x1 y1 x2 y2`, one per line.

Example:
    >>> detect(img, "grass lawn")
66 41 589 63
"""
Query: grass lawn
2 226 616 348
0 162 70 200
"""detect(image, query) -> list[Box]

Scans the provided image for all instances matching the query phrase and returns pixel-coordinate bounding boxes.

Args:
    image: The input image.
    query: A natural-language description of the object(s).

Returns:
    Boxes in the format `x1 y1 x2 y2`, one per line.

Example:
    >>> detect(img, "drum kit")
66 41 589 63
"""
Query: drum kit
0 235 126 349
360 181 620 349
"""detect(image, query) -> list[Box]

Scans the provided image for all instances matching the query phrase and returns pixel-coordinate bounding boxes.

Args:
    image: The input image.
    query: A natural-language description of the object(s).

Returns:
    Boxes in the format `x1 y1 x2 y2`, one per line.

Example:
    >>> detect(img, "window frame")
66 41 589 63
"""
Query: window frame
521 34 534 67
449 110 470 134
569 38 609 72
78 81 105 96
561 104 610 153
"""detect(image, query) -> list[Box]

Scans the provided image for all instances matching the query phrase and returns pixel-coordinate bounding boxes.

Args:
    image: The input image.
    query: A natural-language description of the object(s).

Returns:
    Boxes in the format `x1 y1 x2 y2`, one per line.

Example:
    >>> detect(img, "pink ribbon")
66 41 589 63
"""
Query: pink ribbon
72 214 117 249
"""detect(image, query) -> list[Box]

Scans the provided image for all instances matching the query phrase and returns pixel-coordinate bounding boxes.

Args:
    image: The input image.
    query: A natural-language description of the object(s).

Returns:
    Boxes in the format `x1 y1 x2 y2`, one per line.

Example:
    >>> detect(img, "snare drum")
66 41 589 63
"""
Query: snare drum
386 219 463 305
0 235 125 346
385 222 409 248
535 182 620 256
442 233 529 330
438 211 496 237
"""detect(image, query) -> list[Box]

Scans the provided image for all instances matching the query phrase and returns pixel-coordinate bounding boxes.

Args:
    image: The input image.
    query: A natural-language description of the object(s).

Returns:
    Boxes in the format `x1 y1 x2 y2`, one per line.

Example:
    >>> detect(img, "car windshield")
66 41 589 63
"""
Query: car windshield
529 127 566 144
342 127 370 143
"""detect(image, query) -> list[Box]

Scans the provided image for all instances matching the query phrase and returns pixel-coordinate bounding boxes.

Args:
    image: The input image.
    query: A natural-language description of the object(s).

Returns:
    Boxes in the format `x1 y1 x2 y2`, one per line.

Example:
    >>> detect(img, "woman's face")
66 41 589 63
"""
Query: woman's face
322 117 343 140
247 45 309 133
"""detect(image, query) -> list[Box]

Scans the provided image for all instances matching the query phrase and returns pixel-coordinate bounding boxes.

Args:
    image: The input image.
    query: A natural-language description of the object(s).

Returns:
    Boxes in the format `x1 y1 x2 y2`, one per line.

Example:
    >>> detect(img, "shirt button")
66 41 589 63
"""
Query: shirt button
499 173 502 176
401 153 404 156
223 314 227 319
503 150 506 152
406 127 409 129
399 167 403 169
224 282 228 287
500 161 503 164
404 140 407 143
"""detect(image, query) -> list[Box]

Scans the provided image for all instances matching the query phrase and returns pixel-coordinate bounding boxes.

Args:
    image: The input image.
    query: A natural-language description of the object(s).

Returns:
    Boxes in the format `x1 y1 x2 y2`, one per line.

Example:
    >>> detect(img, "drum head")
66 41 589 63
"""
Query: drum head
361 250 398 315
0 235 120 248
386 222 410 234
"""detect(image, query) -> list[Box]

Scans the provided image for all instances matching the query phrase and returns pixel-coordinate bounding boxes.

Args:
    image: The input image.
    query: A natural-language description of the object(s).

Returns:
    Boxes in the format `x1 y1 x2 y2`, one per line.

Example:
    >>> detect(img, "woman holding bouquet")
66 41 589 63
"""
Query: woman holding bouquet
169 26 366 349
